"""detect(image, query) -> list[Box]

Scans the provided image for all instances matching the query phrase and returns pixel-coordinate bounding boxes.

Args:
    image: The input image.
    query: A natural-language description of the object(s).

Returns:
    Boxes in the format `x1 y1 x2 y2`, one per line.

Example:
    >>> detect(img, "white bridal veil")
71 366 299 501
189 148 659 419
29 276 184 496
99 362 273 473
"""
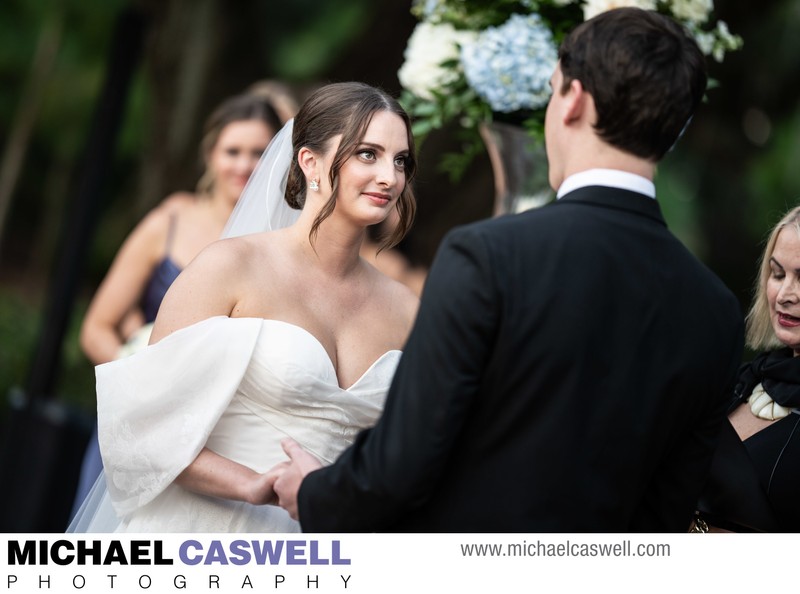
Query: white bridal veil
222 118 301 239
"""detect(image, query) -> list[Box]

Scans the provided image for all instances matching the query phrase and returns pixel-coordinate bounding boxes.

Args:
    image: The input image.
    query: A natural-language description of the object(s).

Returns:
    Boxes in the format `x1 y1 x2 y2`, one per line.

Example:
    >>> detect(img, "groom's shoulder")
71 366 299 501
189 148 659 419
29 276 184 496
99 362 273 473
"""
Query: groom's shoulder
443 204 562 246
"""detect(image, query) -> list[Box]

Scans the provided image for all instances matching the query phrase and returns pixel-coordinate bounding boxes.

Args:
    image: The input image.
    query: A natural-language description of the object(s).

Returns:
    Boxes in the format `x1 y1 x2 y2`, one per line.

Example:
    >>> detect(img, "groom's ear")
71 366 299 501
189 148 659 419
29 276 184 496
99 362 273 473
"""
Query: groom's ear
563 79 590 125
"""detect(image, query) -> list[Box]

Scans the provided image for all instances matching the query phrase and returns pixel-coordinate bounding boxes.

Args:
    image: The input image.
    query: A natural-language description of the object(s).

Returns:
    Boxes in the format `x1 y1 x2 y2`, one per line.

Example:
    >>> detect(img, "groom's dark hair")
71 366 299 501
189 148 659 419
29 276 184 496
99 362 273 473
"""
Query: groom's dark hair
558 7 707 161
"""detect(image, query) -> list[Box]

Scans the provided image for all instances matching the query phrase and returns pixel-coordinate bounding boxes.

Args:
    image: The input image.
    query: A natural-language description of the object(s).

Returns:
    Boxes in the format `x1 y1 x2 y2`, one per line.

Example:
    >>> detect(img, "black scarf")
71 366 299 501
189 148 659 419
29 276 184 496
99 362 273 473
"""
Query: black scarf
734 348 800 409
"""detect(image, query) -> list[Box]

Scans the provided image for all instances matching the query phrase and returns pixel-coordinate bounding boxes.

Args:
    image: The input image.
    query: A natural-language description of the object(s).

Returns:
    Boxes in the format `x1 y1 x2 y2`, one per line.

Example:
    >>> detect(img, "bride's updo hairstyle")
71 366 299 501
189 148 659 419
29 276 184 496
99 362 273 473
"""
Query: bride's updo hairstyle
285 82 417 251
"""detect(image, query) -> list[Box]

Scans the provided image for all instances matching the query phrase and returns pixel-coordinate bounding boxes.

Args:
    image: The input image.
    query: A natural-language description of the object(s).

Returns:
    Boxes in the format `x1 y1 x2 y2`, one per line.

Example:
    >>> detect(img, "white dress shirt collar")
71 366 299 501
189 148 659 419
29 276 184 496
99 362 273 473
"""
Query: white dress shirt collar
556 169 656 200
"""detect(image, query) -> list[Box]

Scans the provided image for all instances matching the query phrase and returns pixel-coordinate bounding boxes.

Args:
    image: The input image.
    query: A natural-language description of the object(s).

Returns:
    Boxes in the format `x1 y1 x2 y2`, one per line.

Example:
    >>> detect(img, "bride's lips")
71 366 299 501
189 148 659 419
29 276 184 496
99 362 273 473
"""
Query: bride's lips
778 312 800 327
364 192 391 206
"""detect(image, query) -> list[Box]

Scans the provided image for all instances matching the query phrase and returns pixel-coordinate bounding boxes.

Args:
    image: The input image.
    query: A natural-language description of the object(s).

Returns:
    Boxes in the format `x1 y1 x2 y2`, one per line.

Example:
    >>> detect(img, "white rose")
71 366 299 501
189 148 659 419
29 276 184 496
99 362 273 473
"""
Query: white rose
398 22 478 100
582 0 657 21
669 0 713 23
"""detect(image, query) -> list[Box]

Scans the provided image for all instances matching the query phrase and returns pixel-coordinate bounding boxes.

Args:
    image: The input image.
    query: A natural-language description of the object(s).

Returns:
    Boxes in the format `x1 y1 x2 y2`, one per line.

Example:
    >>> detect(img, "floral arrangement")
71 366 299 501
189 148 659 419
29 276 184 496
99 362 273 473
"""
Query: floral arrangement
398 0 743 180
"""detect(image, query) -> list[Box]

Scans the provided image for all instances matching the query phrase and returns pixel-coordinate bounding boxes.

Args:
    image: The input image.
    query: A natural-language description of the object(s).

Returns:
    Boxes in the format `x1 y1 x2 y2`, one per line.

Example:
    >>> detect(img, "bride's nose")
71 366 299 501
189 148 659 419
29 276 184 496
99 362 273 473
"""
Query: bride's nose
375 159 397 188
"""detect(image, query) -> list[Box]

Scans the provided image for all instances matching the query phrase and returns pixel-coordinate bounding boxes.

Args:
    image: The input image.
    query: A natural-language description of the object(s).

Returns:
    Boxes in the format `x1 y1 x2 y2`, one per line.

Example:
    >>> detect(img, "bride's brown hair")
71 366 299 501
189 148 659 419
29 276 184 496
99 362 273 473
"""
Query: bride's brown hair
285 82 417 251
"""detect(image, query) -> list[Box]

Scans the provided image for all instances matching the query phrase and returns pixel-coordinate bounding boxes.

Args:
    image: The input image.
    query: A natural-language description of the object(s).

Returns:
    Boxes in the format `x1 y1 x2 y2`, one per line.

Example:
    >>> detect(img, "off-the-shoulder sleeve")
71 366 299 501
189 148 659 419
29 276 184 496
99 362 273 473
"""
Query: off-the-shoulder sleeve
96 316 263 517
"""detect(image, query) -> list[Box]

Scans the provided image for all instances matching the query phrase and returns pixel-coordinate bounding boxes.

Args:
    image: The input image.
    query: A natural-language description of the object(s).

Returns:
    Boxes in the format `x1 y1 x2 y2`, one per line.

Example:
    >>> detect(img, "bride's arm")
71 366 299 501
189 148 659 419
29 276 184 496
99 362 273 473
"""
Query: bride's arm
148 237 278 504
176 448 282 506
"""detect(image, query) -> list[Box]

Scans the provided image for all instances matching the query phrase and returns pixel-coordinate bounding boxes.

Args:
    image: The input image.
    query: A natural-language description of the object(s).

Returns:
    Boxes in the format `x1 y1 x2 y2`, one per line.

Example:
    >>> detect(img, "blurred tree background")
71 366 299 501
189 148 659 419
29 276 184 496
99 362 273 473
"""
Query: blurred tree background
0 0 798 529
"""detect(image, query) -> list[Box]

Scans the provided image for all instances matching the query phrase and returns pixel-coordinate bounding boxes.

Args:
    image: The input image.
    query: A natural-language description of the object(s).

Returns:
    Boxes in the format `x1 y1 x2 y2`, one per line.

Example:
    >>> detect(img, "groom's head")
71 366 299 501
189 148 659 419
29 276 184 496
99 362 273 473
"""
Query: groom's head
557 7 707 162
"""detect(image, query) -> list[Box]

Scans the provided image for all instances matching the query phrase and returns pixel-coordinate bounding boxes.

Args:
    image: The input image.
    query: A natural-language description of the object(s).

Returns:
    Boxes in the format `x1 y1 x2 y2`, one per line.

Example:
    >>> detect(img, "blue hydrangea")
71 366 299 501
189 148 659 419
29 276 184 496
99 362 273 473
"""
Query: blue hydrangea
460 13 558 113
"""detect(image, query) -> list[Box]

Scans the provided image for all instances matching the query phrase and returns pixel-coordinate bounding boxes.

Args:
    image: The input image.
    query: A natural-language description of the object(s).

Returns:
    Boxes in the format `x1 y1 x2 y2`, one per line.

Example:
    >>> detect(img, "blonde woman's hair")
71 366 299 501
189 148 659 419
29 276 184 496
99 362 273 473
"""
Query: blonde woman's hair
746 205 800 350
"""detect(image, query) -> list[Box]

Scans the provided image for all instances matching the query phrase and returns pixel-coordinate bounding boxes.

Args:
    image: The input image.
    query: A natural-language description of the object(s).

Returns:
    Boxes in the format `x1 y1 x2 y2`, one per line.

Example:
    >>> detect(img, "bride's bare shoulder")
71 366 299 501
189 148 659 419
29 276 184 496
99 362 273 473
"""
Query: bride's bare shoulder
198 232 284 267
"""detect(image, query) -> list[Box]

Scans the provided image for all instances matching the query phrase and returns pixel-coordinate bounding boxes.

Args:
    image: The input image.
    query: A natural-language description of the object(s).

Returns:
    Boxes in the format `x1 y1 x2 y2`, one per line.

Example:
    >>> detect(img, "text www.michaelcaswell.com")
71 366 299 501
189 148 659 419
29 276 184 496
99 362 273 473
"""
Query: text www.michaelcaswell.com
460 540 670 558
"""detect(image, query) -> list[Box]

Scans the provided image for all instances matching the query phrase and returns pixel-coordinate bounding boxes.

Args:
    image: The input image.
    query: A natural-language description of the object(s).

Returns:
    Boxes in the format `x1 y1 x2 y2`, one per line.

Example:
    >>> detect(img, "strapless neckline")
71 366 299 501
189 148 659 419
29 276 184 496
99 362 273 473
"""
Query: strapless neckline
89 313 398 532
255 318 400 391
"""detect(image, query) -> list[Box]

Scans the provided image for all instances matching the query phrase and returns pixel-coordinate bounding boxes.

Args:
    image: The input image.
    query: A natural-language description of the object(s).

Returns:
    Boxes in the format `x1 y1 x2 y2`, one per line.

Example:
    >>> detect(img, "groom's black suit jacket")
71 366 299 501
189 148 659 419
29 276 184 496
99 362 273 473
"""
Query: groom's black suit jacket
299 186 744 532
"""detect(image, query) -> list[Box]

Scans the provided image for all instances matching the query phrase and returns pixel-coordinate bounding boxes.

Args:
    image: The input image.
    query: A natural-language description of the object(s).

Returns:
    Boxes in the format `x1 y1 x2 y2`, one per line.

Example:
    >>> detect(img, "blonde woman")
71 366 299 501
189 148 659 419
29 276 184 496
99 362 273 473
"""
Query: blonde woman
698 205 800 532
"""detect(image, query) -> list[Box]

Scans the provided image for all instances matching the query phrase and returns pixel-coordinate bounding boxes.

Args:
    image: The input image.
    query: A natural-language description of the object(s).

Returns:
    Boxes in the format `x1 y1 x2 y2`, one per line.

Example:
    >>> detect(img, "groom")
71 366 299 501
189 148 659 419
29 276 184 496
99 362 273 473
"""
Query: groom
272 7 744 531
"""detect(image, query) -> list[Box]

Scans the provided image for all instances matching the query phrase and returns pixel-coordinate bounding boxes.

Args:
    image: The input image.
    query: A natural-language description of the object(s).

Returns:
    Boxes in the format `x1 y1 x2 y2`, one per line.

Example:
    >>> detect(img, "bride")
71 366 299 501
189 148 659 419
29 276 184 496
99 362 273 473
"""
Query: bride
69 81 419 532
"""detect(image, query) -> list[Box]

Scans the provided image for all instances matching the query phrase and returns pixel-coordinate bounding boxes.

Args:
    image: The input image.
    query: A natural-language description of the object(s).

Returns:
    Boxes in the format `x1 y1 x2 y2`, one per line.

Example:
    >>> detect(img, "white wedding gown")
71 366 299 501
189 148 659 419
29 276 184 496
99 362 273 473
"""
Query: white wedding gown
68 316 399 532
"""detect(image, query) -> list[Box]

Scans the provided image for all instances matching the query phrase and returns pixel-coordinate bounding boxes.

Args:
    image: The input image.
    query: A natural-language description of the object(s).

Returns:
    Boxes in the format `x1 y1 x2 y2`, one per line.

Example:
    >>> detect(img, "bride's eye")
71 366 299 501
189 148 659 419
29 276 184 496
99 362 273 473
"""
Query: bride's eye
357 149 376 161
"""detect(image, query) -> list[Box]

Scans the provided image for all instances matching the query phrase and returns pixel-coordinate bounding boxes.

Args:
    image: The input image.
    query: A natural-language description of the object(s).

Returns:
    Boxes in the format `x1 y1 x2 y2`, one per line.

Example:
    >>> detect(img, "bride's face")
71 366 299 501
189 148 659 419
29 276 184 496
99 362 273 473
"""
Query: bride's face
323 110 410 226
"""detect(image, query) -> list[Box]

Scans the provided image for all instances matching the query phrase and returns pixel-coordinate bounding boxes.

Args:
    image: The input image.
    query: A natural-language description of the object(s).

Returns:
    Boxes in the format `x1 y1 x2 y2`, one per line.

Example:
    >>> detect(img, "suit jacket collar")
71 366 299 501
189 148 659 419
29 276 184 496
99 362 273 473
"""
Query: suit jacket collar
556 185 667 227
